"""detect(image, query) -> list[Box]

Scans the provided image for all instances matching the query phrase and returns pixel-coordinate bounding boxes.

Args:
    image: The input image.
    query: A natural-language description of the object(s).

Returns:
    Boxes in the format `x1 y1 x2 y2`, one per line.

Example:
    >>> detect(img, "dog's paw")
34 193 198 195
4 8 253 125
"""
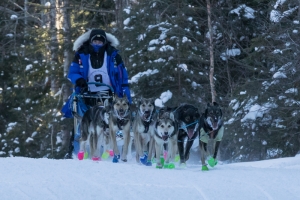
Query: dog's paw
112 154 120 163
84 152 89 159
77 151 84 160
179 162 186 168
164 163 175 169
109 150 114 157
207 157 217 167
145 161 152 166
121 159 127 162
101 151 110 159
156 163 163 169
202 165 209 171
139 154 148 165
92 156 101 161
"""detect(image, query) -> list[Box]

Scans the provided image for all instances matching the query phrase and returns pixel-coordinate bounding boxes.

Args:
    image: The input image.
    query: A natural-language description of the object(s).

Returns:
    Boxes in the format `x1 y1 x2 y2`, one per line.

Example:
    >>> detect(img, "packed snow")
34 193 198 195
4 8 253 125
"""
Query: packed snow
1 152 299 200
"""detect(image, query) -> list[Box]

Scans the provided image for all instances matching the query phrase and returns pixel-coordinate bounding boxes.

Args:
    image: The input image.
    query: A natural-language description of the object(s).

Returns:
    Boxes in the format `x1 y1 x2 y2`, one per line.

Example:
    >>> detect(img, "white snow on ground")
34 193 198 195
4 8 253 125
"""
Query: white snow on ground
1 154 300 200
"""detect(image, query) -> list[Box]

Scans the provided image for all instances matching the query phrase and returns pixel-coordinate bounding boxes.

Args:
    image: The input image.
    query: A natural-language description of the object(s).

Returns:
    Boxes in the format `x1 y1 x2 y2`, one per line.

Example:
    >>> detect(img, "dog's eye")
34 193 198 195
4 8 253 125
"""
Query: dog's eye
168 125 171 128
185 116 190 121
142 104 145 107
160 125 164 128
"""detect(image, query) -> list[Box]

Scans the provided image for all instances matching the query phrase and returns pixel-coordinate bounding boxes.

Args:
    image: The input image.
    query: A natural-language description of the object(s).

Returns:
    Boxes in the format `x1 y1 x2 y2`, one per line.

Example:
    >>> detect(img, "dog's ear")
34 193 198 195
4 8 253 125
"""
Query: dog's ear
213 102 219 107
112 94 117 102
169 112 175 121
104 99 111 109
195 110 200 119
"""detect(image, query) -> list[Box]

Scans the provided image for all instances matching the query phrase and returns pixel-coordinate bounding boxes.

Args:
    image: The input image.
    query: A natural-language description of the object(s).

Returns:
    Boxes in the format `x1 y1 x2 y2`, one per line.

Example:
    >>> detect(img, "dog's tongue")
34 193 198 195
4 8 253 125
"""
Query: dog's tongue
187 129 194 139
212 121 218 130
143 113 150 120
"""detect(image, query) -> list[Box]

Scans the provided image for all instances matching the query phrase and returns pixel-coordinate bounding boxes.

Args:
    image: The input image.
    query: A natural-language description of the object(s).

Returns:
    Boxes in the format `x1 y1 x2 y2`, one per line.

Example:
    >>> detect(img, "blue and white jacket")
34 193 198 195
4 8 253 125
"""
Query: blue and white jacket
67 29 132 103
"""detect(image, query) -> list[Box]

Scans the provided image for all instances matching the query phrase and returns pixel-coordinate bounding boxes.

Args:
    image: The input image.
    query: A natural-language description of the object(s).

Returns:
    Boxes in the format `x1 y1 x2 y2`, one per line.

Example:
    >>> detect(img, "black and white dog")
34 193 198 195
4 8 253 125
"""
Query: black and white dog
199 102 224 171
77 101 111 161
132 98 156 166
174 104 200 167
109 95 132 163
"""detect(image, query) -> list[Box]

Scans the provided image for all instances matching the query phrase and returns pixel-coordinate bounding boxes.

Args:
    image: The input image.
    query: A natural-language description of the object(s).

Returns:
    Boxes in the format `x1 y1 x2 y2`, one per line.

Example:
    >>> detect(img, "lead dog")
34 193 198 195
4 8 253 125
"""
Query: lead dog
132 98 156 165
77 100 111 161
109 95 131 163
151 107 178 169
174 104 200 167
199 102 224 171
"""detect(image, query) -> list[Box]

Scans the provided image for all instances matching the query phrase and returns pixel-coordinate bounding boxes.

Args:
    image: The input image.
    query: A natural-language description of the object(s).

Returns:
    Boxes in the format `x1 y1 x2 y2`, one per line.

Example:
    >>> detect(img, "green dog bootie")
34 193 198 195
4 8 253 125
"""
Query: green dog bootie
202 165 209 171
101 151 109 159
160 156 165 166
156 163 163 169
151 157 157 164
174 154 180 162
84 152 89 159
167 163 175 169
207 157 217 167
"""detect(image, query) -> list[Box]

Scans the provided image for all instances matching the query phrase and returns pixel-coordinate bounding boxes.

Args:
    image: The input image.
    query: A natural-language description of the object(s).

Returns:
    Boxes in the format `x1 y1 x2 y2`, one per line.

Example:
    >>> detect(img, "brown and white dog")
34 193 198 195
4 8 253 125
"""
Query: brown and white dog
109 95 132 163
132 98 156 166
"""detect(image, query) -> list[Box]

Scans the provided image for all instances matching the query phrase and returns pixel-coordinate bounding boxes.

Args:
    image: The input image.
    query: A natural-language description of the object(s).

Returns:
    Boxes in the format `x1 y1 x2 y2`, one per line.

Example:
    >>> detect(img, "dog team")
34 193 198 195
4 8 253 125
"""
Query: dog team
76 95 224 171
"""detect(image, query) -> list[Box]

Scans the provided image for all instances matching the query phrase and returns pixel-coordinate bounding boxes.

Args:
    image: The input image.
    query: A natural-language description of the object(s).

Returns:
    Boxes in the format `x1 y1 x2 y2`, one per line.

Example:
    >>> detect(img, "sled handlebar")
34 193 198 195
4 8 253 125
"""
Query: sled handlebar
86 82 114 93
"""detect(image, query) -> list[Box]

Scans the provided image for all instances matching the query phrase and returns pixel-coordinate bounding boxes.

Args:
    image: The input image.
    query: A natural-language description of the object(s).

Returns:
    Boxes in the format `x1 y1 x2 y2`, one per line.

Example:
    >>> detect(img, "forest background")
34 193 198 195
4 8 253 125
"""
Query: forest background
0 0 299 162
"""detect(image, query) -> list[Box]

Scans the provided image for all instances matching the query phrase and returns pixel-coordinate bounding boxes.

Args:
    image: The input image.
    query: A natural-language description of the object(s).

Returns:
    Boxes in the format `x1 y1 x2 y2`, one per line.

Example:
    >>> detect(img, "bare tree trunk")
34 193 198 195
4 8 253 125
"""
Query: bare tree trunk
206 0 216 103
49 0 61 95
115 0 129 29
61 0 72 101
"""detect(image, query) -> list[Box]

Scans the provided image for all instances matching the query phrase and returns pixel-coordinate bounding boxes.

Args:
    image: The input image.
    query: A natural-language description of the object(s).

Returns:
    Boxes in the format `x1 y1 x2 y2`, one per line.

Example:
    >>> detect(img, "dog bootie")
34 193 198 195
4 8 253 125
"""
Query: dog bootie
77 151 84 160
145 160 152 166
156 163 163 169
84 152 89 159
101 151 110 159
139 154 148 165
112 154 120 163
208 157 218 167
163 150 168 160
151 157 157 164
202 165 209 171
160 156 165 166
165 163 175 169
109 150 114 157
92 156 101 161
179 162 186 168
174 154 180 162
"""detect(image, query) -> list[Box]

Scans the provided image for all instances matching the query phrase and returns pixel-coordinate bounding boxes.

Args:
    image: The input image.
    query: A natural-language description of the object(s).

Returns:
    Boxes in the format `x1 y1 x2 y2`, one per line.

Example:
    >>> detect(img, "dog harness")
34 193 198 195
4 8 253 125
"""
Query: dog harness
114 108 130 130
139 110 154 133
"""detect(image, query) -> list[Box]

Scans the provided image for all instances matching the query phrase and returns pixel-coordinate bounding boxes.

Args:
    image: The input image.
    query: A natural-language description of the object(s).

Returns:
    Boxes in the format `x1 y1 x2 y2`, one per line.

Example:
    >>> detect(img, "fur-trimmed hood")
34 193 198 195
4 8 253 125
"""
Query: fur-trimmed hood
73 29 120 51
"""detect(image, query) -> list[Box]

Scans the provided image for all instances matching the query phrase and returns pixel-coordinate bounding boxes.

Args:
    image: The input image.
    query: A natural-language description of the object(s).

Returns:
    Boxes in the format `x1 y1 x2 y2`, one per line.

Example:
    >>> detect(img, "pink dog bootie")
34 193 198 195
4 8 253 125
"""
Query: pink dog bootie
163 150 168 160
77 151 84 160
109 150 114 157
92 156 101 161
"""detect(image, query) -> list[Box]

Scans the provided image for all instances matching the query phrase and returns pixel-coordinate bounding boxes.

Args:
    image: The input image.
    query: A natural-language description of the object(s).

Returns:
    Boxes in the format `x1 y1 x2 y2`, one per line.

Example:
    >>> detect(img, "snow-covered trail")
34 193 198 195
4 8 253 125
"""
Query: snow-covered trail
1 155 300 200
